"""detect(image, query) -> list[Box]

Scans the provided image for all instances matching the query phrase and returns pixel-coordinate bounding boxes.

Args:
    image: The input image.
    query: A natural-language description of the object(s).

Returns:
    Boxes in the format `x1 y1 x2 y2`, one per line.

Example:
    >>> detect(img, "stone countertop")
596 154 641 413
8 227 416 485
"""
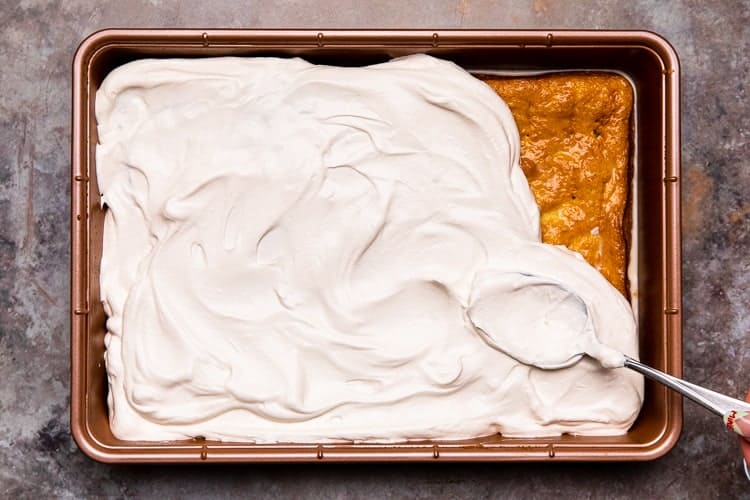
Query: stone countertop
1 1 748 498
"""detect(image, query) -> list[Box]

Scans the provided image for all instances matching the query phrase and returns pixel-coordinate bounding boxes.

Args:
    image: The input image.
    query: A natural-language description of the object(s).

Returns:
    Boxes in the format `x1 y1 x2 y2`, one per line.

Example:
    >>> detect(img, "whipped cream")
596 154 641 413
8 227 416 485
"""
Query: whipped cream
96 55 643 442
468 272 628 370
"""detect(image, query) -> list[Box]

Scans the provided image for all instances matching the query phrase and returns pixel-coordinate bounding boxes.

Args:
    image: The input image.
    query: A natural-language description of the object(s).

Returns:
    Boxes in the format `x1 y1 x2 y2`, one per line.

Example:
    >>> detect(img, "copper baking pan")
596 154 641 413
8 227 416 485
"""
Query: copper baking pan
71 29 681 463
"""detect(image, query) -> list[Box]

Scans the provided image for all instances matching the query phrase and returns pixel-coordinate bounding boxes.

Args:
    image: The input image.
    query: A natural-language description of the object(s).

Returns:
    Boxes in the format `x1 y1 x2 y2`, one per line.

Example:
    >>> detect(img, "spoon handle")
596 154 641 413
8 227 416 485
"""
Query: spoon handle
623 355 750 438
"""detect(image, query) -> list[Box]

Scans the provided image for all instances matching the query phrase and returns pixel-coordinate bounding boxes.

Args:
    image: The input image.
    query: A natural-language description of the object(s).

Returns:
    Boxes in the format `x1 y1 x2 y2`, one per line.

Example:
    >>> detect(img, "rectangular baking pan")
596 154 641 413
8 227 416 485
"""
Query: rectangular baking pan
71 29 681 463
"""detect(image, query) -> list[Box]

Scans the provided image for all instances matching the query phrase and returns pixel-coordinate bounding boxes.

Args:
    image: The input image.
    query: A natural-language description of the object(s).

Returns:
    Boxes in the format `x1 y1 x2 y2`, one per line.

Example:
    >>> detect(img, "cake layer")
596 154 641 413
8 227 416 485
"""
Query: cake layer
482 74 632 295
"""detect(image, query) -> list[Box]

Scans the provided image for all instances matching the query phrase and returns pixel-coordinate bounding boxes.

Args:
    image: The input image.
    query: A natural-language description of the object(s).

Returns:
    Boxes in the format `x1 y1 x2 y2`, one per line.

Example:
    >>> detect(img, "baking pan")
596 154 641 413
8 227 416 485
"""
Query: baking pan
71 29 681 463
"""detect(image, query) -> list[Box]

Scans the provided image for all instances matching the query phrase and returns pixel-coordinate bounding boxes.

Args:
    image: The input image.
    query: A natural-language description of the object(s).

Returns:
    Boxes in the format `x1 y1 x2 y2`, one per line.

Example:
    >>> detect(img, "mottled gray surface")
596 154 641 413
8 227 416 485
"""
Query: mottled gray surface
1 0 749 498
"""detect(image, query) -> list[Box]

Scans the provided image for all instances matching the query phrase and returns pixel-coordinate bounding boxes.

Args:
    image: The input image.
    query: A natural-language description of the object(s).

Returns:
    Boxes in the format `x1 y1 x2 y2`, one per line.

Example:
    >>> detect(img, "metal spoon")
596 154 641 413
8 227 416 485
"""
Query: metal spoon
622 355 750 439
624 355 750 482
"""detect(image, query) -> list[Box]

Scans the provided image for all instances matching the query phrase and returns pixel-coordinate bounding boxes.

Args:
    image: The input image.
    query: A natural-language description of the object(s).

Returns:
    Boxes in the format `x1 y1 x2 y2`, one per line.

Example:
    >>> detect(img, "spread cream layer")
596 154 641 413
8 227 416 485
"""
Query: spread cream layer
96 55 643 442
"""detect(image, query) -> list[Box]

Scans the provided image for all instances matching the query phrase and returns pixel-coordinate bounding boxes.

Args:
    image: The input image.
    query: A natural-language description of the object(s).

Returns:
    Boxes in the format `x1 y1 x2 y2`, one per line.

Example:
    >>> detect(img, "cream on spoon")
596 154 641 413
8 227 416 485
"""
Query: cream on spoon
467 270 626 370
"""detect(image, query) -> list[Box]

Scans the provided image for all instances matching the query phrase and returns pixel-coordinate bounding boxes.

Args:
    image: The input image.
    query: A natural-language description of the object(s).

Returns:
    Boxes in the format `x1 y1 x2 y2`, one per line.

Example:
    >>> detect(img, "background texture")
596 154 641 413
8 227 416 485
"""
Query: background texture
1 0 749 498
